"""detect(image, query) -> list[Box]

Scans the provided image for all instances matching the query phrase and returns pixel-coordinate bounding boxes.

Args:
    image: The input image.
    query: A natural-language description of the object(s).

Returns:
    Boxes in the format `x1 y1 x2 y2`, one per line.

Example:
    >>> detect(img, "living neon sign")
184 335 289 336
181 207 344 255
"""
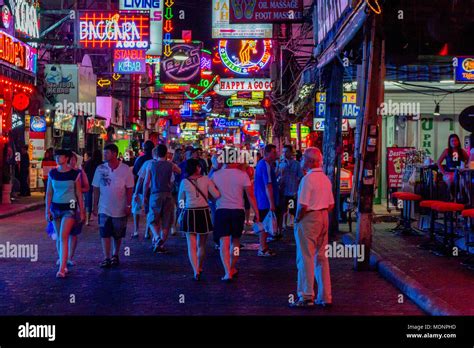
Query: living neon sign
218 39 272 75
79 12 150 49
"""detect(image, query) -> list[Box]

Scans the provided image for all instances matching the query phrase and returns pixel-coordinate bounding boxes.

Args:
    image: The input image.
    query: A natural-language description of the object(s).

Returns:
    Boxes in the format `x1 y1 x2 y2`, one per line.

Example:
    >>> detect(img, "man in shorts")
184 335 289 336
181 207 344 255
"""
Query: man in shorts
143 144 181 253
92 144 134 268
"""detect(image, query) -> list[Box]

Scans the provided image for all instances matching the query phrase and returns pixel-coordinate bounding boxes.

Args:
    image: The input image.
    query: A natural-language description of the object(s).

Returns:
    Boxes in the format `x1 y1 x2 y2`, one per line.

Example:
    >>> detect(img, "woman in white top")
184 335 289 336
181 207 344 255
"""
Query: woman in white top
178 159 220 281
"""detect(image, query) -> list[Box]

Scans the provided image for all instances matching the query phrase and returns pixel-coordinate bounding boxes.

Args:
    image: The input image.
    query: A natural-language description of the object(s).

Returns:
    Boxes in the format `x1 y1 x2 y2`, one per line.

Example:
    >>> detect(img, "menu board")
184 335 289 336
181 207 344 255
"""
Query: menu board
386 147 415 189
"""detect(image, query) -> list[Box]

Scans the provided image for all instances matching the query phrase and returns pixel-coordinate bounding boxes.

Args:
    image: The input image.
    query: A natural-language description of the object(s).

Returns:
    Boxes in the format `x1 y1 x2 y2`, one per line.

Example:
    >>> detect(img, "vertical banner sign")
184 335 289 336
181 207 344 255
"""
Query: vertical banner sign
386 147 415 189
163 0 175 57
212 0 272 39
229 0 304 23
119 0 163 56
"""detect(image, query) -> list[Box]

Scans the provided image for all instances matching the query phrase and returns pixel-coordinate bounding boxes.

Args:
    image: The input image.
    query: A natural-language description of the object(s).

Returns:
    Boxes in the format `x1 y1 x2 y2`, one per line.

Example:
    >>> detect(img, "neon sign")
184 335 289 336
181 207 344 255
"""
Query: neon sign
213 118 241 128
229 0 304 23
163 0 175 57
219 78 273 91
218 39 272 75
114 49 147 74
12 0 40 39
455 57 474 84
161 43 201 84
79 12 150 49
185 75 218 101
0 30 37 74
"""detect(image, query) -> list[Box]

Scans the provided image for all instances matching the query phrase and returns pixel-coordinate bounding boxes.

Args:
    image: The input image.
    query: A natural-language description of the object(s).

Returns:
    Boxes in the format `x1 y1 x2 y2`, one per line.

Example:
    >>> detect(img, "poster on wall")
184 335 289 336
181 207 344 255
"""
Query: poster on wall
229 0 304 23
160 42 202 84
217 39 272 76
44 64 78 109
119 0 163 55
78 12 150 49
212 0 273 39
386 147 415 189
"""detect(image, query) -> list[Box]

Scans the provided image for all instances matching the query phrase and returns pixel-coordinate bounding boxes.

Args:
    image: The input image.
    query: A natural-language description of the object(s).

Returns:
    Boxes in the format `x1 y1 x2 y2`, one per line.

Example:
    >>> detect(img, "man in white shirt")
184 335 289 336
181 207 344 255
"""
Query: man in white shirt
92 144 134 268
291 147 334 308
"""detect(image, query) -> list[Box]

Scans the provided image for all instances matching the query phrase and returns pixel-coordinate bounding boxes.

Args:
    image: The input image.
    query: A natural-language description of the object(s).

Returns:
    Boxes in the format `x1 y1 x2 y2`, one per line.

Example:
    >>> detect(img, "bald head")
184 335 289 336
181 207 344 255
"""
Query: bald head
303 147 323 169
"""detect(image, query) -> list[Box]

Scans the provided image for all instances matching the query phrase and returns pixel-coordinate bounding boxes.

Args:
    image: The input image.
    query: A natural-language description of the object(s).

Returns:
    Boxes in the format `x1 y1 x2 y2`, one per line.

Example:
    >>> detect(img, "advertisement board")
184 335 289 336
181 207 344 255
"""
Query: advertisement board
212 0 273 39
455 57 474 84
314 92 360 130
0 30 37 74
218 39 272 76
160 42 202 84
229 0 304 23
78 12 150 49
44 64 78 109
119 0 163 55
30 116 47 132
219 78 273 92
7 0 40 39
114 49 147 74
386 147 415 189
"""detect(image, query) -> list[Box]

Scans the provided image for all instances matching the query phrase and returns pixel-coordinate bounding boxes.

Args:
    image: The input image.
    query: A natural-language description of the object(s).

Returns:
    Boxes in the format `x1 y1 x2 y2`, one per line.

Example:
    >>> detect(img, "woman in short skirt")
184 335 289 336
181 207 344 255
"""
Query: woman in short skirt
178 159 220 280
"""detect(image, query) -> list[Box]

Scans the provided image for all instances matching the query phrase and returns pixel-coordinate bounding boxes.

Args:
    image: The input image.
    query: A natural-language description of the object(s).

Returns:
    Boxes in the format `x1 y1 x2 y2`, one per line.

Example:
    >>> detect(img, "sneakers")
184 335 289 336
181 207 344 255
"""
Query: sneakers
100 258 112 268
111 255 120 267
289 299 314 308
153 239 167 253
257 248 276 257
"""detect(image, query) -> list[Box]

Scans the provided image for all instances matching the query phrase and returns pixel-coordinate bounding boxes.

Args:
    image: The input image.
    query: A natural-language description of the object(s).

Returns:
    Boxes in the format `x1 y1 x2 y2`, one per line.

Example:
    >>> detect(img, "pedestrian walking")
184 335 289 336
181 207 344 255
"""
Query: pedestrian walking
83 150 103 225
254 144 279 256
67 153 90 266
92 144 134 268
133 140 154 182
178 159 220 280
45 149 85 278
41 148 56 195
143 144 181 253
277 145 304 234
212 148 260 282
291 147 334 308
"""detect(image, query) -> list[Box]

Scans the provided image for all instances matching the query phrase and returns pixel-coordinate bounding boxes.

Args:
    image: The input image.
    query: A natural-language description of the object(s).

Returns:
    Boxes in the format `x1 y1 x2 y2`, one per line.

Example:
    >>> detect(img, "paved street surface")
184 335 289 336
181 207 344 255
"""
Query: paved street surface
0 209 423 316
343 222 474 315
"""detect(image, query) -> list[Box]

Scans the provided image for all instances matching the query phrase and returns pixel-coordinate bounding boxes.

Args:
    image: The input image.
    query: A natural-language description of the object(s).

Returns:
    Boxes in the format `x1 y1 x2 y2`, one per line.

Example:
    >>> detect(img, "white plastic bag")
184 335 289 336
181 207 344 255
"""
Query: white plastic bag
262 211 278 236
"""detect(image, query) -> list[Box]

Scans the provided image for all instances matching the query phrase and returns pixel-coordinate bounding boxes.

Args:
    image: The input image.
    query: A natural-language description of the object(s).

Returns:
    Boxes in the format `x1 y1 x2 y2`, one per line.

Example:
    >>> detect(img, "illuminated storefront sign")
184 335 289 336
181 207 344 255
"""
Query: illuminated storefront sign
226 97 261 107
10 0 40 39
212 0 272 39
159 84 190 93
161 43 202 84
114 49 147 74
0 30 37 74
213 118 241 128
455 57 474 84
11 113 23 129
229 0 304 23
218 39 272 75
290 124 310 139
78 12 150 49
185 74 218 100
315 92 360 119
1 5 12 30
119 0 163 55
220 78 273 92
181 122 199 131
30 116 47 132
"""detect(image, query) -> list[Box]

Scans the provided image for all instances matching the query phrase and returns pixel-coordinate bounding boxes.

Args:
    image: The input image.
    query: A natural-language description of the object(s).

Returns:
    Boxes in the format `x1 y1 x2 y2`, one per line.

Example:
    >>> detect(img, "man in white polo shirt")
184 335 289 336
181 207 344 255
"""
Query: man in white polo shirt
290 147 334 308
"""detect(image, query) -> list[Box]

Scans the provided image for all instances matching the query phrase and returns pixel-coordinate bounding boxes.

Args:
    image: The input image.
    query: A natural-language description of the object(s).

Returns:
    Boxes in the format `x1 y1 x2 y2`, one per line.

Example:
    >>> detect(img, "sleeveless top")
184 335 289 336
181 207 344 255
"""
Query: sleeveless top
149 160 173 194
49 168 80 210
445 150 466 171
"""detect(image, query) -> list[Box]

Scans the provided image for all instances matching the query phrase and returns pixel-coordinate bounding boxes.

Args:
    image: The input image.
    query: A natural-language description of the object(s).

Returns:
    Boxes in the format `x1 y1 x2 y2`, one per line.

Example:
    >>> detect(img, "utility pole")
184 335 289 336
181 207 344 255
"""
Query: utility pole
323 60 344 234
354 14 385 270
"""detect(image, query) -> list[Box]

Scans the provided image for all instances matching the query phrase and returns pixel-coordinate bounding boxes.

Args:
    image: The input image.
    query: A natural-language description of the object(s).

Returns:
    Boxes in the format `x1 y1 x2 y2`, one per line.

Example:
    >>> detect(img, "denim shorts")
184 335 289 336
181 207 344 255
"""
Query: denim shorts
98 214 128 240
51 208 76 220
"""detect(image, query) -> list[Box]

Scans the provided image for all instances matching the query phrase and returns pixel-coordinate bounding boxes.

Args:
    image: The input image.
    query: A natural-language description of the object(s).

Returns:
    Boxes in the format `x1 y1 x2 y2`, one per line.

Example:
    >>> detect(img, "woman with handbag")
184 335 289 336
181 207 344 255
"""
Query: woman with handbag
178 159 220 281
